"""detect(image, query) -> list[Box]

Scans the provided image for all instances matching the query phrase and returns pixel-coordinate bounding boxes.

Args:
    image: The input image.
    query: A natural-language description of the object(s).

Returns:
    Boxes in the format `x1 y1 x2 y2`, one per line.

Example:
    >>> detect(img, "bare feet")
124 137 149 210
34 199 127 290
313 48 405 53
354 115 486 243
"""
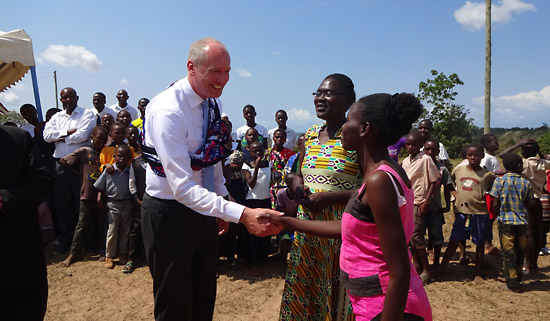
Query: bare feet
419 271 431 285
473 275 484 284
60 254 76 267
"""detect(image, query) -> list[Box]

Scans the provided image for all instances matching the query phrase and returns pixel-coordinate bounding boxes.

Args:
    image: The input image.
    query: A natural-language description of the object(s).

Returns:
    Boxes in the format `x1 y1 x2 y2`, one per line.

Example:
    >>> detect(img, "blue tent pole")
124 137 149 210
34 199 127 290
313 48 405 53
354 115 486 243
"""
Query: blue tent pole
30 66 43 121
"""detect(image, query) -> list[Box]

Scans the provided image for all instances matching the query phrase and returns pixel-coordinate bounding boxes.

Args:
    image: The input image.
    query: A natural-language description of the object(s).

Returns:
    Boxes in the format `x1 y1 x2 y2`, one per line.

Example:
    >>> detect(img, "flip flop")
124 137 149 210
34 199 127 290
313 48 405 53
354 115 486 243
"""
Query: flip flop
122 261 135 273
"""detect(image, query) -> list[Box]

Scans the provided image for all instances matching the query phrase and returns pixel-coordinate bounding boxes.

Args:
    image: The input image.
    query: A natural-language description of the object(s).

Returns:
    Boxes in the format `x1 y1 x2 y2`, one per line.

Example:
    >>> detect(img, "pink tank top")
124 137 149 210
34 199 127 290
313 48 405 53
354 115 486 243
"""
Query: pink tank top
340 164 422 297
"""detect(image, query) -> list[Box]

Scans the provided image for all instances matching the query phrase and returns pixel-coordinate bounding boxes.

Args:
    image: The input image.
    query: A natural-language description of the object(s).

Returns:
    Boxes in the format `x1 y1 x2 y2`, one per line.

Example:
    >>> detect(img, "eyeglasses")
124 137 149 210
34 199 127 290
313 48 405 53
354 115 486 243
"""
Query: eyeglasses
312 90 345 98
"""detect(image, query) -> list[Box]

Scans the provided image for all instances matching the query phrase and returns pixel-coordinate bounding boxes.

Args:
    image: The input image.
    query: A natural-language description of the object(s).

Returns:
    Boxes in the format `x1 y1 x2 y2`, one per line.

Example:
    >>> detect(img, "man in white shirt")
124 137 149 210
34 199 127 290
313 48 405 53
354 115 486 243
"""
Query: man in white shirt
268 109 296 149
92 92 116 125
109 89 140 121
43 87 96 253
141 38 280 321
235 104 268 149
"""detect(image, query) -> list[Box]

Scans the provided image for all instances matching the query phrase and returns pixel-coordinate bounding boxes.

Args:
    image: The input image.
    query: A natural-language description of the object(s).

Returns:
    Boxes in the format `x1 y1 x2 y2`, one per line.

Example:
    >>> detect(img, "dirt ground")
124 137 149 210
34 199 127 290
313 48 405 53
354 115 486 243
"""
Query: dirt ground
44 212 550 321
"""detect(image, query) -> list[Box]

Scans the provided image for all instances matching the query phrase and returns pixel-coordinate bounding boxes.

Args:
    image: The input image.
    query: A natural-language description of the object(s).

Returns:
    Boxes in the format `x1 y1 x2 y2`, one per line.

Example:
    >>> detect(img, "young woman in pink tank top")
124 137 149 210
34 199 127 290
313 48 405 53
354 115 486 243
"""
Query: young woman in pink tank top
260 93 432 321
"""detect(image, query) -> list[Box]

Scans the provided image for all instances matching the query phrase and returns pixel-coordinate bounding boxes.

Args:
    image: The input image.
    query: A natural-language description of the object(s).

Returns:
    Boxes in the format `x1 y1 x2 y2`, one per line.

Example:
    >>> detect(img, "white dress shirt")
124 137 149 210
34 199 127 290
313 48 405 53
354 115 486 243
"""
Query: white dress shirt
109 103 140 121
43 106 96 158
268 126 297 149
93 106 117 123
143 77 245 223
19 123 35 137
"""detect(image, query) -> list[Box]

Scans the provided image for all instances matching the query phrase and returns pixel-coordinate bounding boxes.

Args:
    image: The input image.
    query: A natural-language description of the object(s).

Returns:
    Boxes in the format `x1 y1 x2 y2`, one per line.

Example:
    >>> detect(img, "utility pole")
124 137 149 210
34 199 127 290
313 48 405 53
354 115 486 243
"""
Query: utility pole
484 0 491 134
54 71 59 109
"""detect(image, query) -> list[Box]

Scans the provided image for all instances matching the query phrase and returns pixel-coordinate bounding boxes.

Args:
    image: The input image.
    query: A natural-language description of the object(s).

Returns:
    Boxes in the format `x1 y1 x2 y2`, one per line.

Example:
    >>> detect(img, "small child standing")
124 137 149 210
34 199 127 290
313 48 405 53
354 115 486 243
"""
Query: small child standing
241 141 271 275
94 145 136 269
100 122 136 168
422 138 453 270
499 138 550 273
269 128 295 207
402 132 440 282
60 126 109 267
438 143 496 280
275 172 299 264
480 134 504 256
489 153 534 292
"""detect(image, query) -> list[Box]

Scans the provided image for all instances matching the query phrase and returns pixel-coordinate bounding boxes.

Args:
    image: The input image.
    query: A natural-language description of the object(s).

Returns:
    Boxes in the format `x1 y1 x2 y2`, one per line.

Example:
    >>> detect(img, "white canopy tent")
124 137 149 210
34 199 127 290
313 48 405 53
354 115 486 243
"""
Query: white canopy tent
0 29 43 120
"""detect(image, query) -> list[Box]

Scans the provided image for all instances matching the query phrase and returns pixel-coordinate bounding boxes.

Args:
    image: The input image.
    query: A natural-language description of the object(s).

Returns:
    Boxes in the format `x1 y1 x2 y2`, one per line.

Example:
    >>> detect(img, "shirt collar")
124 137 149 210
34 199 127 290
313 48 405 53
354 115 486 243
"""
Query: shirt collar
62 106 82 117
112 162 130 173
182 77 208 109
411 151 425 161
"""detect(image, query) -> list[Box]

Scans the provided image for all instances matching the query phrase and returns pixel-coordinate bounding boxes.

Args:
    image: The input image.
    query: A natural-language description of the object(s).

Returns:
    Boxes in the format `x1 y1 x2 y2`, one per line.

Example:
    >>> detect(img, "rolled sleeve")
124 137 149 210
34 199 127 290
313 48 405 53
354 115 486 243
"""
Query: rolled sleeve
43 116 63 142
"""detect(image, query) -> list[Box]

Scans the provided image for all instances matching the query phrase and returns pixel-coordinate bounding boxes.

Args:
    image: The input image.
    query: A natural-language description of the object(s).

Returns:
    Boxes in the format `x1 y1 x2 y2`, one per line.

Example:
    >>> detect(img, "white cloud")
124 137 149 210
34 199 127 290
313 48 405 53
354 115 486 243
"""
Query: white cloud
271 51 281 56
454 0 536 31
493 85 550 109
120 78 129 85
0 91 20 104
471 85 550 127
234 68 252 78
38 45 102 73
286 107 318 130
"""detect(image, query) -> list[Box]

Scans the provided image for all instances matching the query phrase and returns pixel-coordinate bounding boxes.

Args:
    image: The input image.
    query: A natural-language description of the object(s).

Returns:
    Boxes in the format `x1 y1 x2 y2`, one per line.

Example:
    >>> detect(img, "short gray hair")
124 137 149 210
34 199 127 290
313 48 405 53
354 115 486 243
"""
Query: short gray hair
188 38 226 68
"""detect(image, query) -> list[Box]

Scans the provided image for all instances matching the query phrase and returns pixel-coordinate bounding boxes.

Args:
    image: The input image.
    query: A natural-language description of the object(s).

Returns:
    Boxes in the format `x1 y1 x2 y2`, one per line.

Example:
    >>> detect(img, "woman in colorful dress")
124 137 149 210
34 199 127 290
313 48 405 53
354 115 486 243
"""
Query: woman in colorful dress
278 74 362 320
261 93 432 321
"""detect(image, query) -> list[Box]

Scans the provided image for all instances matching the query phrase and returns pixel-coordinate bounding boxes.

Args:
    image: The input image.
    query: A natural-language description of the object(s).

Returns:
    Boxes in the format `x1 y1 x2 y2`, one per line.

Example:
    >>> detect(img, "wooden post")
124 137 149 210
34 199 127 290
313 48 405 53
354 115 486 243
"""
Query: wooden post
484 0 491 134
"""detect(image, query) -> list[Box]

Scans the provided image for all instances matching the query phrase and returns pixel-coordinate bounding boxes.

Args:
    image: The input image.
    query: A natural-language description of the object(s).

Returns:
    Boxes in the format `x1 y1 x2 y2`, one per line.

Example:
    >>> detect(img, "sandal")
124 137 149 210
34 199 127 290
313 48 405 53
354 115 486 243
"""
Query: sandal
122 261 135 273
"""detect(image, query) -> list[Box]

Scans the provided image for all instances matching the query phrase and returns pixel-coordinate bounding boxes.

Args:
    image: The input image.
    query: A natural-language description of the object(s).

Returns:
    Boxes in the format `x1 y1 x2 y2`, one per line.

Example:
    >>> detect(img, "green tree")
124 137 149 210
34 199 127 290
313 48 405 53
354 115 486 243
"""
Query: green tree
418 70 476 158
0 111 26 126
538 131 550 155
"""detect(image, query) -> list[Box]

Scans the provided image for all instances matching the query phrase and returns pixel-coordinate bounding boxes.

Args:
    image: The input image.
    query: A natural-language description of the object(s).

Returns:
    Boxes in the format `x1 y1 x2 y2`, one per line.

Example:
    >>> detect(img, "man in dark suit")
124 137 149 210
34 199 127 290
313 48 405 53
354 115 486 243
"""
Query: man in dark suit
0 124 54 320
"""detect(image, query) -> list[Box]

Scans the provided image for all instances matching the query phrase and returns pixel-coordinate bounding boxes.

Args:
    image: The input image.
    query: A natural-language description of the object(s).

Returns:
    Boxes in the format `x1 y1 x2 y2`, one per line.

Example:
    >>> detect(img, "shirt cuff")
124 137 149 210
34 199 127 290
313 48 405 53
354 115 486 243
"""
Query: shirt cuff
223 201 246 223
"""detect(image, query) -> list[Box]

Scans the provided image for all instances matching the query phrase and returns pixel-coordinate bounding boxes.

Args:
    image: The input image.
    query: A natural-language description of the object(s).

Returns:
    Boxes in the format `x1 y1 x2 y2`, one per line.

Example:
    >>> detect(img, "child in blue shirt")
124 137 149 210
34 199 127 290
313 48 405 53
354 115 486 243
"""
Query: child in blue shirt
94 145 136 269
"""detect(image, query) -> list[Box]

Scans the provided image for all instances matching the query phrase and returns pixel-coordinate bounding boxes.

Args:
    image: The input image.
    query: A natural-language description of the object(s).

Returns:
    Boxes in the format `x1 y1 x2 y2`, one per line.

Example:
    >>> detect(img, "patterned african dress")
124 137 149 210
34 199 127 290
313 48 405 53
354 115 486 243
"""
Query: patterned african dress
279 123 362 321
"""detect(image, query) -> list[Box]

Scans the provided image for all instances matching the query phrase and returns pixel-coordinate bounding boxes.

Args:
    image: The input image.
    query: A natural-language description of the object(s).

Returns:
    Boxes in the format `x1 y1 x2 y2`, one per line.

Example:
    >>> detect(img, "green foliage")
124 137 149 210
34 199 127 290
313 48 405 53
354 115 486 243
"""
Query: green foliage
418 70 475 158
0 111 26 126
538 131 550 154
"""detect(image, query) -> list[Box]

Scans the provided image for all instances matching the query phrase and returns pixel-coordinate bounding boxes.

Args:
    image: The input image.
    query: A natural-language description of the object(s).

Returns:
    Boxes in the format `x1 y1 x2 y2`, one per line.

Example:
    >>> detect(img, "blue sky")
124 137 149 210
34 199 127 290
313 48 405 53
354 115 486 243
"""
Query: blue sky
1 0 548 132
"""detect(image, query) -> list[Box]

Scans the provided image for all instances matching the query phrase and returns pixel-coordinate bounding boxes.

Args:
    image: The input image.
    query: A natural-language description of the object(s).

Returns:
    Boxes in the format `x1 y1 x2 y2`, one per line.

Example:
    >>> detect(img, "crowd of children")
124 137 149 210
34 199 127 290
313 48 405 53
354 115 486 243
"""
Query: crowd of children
7 93 550 296
398 130 550 292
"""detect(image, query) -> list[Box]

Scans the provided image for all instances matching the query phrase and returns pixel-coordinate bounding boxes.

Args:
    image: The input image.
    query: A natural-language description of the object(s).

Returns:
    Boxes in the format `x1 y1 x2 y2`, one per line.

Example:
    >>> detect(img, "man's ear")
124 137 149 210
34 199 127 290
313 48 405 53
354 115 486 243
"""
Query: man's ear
187 60 195 75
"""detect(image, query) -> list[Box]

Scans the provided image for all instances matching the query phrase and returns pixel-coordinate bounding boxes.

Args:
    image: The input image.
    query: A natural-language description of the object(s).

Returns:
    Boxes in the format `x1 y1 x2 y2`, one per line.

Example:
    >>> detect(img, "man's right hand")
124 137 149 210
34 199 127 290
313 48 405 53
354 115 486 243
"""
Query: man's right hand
239 207 283 237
